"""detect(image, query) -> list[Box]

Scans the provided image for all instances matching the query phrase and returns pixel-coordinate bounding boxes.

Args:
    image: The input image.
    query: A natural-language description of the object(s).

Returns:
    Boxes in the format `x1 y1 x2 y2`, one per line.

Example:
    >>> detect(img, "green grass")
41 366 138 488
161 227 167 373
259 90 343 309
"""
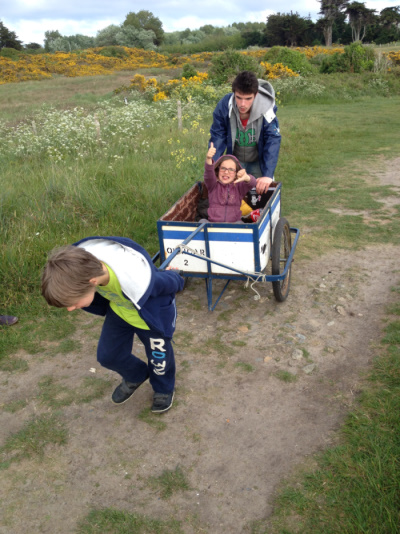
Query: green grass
274 370 298 383
38 376 111 408
0 413 68 469
254 301 400 534
148 465 191 499
76 508 184 534
234 361 254 372
137 408 168 430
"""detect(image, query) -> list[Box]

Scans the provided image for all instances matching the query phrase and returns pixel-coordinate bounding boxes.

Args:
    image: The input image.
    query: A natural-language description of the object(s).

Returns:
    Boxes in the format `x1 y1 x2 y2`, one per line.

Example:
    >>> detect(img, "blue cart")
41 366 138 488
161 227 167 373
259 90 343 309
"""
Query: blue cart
154 182 299 311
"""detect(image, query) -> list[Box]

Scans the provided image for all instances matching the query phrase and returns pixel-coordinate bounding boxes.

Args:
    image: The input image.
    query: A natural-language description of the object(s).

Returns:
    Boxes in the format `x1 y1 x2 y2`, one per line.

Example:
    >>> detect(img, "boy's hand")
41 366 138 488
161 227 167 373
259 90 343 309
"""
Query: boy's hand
234 169 250 184
206 142 216 163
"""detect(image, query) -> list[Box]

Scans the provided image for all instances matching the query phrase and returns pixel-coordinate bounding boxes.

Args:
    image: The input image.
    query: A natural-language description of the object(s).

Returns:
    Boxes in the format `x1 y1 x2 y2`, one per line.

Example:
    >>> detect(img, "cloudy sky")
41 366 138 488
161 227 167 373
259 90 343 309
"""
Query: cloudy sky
2 0 398 45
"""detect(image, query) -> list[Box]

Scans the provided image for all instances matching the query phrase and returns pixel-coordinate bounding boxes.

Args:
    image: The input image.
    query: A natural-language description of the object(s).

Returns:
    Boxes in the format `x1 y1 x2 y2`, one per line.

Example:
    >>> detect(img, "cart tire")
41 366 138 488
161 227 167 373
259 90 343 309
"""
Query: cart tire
271 217 292 302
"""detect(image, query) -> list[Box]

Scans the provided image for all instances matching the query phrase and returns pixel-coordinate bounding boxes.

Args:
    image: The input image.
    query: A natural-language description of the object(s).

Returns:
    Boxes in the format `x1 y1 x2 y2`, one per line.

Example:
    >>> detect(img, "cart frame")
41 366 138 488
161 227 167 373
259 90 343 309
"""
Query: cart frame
154 181 299 311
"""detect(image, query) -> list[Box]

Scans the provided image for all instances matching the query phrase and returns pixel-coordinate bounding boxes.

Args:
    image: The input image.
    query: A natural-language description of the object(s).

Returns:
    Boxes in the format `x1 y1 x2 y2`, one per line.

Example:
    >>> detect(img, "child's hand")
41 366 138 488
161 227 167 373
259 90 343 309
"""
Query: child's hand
206 142 216 163
234 169 250 184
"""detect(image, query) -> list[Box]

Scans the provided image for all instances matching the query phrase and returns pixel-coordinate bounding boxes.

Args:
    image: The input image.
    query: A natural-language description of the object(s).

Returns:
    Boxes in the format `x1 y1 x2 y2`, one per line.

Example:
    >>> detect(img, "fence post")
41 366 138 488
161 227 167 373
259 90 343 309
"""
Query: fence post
177 100 182 131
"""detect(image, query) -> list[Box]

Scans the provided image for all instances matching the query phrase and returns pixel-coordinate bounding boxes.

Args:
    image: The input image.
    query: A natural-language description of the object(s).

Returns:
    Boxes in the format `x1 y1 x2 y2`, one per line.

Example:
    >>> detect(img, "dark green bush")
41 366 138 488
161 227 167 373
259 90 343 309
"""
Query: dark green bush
320 42 375 74
264 46 314 76
0 47 22 60
208 48 262 85
97 46 129 59
181 63 197 79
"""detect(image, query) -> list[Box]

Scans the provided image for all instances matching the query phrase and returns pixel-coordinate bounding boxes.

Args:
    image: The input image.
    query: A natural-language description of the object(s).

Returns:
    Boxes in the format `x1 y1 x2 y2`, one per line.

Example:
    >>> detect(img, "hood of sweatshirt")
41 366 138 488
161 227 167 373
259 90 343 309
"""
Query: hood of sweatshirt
75 238 152 309
213 154 243 184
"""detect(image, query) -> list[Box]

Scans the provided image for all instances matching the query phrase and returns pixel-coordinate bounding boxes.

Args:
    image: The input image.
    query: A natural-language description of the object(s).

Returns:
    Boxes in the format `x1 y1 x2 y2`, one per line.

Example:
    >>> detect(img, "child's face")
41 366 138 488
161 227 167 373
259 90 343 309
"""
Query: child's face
67 289 96 312
218 159 237 184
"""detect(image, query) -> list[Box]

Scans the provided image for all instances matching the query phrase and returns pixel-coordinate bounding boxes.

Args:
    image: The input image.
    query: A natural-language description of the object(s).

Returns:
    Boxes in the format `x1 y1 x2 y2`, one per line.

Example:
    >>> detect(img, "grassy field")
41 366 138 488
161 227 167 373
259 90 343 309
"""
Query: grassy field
0 70 399 532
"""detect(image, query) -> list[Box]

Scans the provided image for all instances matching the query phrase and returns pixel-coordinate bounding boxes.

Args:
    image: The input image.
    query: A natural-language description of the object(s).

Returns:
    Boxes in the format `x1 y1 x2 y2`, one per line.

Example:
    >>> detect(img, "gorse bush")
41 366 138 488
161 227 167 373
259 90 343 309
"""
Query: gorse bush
320 41 376 74
97 46 129 59
264 46 315 76
208 48 262 85
181 63 198 79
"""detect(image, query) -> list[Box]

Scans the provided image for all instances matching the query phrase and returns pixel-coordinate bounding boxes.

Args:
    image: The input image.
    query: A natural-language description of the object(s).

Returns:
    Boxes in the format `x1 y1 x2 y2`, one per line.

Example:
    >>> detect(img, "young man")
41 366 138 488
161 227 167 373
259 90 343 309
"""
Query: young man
209 70 281 194
41 236 184 413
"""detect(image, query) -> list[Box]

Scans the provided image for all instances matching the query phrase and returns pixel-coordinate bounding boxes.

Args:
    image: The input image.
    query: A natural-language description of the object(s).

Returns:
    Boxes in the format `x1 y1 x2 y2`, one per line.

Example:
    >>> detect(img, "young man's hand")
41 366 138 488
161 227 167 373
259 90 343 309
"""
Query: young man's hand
234 169 250 184
256 177 273 194
206 142 216 164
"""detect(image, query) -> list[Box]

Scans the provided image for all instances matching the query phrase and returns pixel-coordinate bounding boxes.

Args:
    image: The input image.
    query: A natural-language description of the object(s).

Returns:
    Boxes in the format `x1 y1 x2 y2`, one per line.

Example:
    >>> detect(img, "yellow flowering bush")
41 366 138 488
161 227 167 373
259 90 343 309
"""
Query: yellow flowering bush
385 51 400 65
261 61 299 79
295 46 345 59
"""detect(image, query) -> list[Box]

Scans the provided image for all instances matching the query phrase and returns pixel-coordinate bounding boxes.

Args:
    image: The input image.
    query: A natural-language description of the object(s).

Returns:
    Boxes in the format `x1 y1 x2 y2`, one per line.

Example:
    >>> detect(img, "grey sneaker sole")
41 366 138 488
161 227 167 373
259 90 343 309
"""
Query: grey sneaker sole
151 391 174 413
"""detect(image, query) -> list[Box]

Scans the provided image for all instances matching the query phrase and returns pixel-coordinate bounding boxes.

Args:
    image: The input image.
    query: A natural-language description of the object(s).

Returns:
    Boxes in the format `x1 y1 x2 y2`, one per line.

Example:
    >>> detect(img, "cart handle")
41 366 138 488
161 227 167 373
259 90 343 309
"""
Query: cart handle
159 221 208 270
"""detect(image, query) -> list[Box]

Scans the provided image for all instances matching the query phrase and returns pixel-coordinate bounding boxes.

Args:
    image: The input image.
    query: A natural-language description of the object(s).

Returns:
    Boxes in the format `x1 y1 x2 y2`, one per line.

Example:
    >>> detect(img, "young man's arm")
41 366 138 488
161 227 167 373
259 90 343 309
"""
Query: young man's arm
209 95 231 161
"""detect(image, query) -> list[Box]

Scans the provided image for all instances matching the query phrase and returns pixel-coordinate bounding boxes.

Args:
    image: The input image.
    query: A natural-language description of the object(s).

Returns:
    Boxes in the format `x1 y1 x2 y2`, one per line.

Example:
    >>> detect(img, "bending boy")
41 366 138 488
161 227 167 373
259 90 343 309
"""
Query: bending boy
41 236 184 413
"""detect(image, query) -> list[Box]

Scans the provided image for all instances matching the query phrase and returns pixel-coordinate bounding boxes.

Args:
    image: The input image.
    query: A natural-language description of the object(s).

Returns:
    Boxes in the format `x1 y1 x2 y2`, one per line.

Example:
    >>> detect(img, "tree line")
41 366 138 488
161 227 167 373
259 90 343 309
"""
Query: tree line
1 4 399 54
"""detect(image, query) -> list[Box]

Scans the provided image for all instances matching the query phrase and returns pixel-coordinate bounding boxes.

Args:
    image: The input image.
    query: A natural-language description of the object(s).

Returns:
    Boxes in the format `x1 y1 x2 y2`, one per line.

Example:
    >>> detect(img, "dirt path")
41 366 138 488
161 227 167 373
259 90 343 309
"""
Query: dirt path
1 163 399 533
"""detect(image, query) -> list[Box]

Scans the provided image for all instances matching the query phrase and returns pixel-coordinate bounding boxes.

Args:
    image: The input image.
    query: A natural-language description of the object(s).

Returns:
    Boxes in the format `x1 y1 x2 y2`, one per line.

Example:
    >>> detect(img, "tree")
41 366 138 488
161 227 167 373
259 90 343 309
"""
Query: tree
24 42 42 49
95 25 120 47
265 12 312 47
318 0 349 45
44 30 62 51
115 26 156 50
380 6 400 26
346 1 376 41
0 20 22 50
123 10 164 45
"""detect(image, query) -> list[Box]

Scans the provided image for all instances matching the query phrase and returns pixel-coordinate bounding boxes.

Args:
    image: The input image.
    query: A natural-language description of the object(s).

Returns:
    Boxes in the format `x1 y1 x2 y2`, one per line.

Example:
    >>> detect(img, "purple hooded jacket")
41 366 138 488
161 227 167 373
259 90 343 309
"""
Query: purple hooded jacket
203 155 257 223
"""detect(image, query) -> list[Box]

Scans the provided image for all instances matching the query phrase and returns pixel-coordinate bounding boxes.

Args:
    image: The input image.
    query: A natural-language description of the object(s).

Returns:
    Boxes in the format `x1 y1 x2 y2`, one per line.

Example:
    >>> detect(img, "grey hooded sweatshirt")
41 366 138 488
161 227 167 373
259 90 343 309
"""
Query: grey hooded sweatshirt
230 80 277 164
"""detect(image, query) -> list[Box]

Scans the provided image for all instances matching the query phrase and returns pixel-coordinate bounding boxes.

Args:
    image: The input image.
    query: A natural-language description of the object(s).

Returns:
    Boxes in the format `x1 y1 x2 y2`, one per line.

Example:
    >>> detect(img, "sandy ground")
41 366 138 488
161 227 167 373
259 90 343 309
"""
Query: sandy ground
0 159 399 534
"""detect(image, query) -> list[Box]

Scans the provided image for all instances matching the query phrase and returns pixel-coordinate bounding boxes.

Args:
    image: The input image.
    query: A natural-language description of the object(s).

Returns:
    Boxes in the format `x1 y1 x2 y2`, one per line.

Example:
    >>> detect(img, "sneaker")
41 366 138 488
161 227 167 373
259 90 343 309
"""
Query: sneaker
112 377 148 404
151 391 174 413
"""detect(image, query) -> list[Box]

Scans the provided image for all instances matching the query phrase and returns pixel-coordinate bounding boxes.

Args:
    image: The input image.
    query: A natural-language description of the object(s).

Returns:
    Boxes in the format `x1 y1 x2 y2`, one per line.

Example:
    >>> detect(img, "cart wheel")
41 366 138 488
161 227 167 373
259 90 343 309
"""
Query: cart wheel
271 217 292 302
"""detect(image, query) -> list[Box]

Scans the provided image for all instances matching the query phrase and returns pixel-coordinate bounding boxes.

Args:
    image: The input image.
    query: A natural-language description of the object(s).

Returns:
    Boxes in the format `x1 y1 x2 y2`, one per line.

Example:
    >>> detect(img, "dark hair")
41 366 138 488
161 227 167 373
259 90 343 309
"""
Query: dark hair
41 245 104 307
232 71 259 95
214 155 241 176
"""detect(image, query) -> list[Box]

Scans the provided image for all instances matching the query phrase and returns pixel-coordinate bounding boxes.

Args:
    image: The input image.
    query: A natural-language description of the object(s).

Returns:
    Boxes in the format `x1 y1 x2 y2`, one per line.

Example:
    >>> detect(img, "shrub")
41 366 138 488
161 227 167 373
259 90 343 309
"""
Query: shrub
320 42 375 74
208 48 262 85
181 63 197 79
263 47 314 76
97 46 129 59
0 47 22 60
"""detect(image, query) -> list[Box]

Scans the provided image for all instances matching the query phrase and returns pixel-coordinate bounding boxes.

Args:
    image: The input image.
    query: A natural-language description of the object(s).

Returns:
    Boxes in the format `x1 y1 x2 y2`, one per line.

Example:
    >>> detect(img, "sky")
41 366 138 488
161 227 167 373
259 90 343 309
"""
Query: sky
2 0 399 46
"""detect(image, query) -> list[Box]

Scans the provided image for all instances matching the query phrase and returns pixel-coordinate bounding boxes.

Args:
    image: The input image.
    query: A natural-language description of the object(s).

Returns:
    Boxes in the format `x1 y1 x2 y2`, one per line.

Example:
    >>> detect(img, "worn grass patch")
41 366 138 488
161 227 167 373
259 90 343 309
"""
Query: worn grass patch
148 465 191 499
38 376 111 408
76 507 184 534
0 413 68 469
137 408 168 431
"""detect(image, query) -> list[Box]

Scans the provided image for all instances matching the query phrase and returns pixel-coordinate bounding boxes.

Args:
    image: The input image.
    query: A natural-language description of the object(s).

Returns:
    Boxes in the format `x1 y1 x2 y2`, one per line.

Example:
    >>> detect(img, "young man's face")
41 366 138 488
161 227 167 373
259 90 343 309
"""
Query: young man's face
67 289 96 312
217 158 237 184
234 91 256 115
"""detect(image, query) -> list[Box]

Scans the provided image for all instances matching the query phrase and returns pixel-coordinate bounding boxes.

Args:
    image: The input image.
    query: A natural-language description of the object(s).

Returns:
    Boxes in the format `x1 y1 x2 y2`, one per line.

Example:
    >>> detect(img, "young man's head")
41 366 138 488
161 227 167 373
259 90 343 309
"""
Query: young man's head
41 245 104 309
214 156 241 185
231 71 259 116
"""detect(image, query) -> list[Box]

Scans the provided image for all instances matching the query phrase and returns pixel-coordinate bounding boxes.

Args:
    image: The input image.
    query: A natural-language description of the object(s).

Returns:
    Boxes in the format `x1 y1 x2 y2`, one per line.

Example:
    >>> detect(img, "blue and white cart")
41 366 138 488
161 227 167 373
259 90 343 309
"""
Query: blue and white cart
155 182 299 311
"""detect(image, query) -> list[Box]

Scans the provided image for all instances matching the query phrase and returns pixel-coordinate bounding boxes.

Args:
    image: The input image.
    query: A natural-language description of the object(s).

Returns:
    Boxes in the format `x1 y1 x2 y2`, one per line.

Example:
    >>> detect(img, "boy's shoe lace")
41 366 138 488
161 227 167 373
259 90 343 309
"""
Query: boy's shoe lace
151 391 174 413
112 377 148 404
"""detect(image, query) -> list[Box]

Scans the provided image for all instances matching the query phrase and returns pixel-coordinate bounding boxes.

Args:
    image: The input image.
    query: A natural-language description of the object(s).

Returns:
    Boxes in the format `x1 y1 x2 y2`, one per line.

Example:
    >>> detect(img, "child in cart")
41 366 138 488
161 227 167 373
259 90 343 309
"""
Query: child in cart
202 143 257 223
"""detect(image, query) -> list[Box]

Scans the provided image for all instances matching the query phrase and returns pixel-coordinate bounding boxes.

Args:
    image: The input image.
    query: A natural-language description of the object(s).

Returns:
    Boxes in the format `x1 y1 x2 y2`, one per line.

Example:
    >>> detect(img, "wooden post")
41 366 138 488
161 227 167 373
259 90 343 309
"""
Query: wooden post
177 100 182 131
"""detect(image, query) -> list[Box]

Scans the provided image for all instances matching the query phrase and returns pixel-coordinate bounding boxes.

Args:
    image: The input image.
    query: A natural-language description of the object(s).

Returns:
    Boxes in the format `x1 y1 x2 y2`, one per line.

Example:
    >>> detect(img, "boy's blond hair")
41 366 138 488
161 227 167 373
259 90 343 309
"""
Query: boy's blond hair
41 245 104 307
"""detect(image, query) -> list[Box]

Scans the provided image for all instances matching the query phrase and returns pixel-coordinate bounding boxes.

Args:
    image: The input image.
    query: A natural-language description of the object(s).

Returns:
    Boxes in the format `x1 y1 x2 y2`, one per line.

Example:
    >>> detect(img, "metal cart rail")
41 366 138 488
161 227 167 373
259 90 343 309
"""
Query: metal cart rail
154 181 299 311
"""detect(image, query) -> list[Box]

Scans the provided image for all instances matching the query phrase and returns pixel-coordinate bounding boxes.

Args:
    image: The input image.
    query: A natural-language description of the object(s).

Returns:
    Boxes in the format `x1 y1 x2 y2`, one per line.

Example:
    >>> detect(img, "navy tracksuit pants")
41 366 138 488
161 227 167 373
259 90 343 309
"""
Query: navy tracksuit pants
84 293 175 395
